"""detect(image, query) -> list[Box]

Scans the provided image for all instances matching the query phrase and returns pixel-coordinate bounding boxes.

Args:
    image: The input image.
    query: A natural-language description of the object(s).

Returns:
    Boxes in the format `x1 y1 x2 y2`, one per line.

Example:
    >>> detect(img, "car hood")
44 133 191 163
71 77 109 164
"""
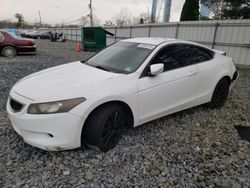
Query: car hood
12 61 124 101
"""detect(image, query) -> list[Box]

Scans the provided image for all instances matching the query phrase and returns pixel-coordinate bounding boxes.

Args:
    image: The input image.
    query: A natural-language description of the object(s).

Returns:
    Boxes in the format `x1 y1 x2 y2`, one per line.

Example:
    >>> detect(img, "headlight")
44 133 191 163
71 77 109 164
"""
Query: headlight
28 97 86 114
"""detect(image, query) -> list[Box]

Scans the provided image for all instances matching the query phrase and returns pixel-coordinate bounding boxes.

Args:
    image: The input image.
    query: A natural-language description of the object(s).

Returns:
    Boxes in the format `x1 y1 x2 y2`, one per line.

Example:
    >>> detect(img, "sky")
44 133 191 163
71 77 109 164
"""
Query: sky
0 0 185 25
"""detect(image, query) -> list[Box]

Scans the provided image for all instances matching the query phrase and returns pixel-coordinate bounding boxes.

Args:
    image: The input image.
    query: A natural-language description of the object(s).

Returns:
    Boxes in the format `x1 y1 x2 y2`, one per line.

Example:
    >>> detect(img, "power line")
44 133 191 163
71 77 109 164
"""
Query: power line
156 0 164 22
52 10 88 23
61 18 81 25
174 0 183 12
170 0 183 21
50 0 85 23
52 1 89 24
55 0 83 12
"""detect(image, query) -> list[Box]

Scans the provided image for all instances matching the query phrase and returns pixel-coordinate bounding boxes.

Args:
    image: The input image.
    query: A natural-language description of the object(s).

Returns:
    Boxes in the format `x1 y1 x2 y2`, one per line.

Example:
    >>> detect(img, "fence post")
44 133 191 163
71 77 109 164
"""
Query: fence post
212 22 219 49
175 23 179 39
81 27 83 42
71 29 73 41
129 26 132 38
148 25 152 37
114 27 117 42
75 29 77 41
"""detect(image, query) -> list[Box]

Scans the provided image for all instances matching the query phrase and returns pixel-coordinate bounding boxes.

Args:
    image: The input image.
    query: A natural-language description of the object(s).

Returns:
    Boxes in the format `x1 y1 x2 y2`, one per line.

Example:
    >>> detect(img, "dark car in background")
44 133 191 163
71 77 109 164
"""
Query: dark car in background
20 30 38 38
34 31 51 39
0 30 36 57
22 30 51 39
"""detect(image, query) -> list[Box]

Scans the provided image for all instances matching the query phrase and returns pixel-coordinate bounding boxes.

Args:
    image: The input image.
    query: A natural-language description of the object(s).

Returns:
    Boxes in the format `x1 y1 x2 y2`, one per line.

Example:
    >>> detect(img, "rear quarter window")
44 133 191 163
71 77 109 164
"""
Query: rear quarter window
0 32 4 41
188 45 214 63
174 44 214 66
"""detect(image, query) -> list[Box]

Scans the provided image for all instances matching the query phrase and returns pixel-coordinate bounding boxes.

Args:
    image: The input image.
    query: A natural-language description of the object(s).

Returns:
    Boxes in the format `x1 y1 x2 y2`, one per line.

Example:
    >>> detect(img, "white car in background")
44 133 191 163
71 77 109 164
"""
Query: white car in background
7 38 238 152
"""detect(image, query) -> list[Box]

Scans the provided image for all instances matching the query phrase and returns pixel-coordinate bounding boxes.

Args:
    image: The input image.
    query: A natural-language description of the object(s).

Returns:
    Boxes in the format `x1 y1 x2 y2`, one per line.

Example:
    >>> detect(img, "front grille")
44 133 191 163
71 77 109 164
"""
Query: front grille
10 98 24 112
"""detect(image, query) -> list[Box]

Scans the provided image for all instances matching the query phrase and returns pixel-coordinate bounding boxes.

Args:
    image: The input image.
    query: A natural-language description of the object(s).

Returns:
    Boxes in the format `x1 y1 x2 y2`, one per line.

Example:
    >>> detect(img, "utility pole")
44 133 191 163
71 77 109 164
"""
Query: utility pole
89 0 93 27
163 0 172 22
151 0 158 23
38 11 42 26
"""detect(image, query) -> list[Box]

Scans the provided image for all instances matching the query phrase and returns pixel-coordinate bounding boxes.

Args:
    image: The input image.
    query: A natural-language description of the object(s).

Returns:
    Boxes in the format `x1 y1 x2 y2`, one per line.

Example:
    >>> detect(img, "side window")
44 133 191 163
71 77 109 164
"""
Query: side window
187 45 214 63
152 45 183 71
151 44 214 72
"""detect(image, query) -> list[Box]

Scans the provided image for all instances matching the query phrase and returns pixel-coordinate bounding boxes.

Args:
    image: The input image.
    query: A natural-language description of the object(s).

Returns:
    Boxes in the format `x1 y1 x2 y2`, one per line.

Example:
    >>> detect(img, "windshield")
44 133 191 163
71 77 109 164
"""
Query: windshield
6 31 19 38
86 42 155 74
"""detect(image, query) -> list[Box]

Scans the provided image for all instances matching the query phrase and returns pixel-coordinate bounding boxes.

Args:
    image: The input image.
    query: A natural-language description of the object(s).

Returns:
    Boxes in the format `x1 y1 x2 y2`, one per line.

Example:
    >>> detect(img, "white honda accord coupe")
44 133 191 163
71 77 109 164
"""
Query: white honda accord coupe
7 38 238 152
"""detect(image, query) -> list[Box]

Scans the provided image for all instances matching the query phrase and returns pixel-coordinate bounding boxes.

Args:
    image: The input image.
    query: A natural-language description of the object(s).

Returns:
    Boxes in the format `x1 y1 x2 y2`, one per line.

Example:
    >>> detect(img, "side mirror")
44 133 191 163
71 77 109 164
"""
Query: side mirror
149 64 164 76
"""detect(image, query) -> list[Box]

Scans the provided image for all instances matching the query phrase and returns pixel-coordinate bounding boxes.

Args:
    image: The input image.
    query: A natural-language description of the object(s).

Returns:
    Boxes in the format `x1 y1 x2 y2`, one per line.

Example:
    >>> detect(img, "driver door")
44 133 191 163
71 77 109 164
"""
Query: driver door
137 44 199 124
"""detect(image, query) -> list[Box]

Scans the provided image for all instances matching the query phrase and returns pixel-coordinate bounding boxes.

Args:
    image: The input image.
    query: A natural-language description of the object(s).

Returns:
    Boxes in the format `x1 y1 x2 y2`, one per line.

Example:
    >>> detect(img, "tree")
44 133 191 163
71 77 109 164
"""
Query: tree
0 20 16 28
200 16 211 20
113 8 132 26
104 20 114 26
93 15 101 26
80 14 101 27
221 0 250 19
80 16 90 26
201 0 226 20
133 11 151 24
180 0 199 21
14 13 25 28
201 0 250 19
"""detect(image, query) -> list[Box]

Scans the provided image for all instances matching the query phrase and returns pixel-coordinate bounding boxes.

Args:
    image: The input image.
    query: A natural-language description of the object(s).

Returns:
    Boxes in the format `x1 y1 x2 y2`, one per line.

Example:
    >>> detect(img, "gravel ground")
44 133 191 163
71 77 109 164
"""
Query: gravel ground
0 40 250 187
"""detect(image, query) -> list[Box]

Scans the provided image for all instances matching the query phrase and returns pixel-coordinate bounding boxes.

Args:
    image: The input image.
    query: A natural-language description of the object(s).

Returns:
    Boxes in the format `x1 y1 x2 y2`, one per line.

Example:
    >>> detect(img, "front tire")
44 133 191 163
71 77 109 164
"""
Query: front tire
2 46 17 57
210 78 230 108
82 104 126 152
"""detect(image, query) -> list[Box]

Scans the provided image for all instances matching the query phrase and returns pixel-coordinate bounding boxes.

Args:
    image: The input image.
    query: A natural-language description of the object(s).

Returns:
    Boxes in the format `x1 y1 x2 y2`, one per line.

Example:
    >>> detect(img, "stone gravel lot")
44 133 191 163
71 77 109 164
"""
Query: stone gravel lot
0 40 250 188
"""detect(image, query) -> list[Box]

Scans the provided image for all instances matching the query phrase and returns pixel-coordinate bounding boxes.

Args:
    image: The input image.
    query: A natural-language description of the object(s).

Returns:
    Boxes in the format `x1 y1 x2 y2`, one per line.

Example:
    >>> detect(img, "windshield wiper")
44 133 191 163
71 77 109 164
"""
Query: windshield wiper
81 60 94 67
95 65 111 72
81 61 111 72
80 60 87 64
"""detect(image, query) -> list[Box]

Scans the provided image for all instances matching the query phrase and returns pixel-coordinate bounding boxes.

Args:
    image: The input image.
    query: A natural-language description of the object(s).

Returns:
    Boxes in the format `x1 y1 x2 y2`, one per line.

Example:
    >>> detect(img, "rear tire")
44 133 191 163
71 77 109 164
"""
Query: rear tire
2 46 17 57
210 78 230 108
82 104 126 152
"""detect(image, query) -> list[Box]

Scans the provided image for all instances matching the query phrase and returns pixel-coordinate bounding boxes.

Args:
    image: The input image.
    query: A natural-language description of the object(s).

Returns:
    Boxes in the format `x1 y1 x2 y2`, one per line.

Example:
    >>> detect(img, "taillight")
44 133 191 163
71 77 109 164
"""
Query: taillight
27 40 34 46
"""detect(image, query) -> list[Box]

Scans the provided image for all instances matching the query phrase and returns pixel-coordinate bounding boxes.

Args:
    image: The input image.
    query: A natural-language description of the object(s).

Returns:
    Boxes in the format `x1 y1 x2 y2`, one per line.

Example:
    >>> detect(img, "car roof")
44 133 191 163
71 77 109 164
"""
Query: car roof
122 37 177 45
122 37 216 52
0 30 8 34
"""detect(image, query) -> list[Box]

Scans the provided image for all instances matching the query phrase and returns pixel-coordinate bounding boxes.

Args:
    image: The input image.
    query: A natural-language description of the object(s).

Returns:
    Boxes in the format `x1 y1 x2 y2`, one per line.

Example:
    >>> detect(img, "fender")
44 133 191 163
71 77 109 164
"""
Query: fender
72 94 139 127
1 44 17 51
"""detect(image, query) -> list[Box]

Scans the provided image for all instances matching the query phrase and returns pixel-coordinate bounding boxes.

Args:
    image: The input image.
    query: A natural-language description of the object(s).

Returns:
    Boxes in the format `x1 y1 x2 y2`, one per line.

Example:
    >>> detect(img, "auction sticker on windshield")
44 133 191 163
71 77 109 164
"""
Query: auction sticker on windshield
137 44 156 50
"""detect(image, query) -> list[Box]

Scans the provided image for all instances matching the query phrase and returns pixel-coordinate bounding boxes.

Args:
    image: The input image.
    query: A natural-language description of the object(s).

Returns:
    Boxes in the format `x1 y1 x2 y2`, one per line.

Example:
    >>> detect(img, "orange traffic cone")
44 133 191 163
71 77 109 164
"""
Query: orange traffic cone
76 41 81 52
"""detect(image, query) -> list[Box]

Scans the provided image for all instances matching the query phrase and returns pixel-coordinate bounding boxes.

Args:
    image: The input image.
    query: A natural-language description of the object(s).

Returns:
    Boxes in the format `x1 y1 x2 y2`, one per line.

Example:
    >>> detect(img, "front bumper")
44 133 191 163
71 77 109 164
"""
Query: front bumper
6 91 85 151
230 70 239 91
232 70 239 81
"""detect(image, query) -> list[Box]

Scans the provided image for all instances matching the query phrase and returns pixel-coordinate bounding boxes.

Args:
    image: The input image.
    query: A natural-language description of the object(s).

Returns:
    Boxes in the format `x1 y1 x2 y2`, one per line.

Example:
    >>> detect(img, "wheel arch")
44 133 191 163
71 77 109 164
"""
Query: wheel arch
83 100 134 128
1 44 18 53
210 74 231 100
215 74 231 87
80 100 135 145
221 75 231 83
